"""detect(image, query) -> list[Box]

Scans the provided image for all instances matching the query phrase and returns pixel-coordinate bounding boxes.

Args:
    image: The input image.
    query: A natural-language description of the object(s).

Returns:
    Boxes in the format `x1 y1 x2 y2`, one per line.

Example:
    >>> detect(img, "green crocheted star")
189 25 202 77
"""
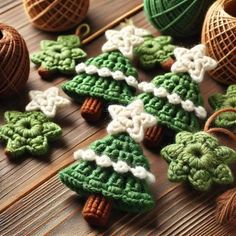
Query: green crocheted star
31 35 86 74
161 131 236 191
209 85 236 129
0 111 62 157
134 36 175 69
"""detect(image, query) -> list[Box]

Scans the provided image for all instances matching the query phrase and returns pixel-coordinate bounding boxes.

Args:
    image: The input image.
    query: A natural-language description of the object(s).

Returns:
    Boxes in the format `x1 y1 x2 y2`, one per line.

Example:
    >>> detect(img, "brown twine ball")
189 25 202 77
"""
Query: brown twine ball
23 0 90 32
201 0 236 85
216 188 236 225
0 23 30 98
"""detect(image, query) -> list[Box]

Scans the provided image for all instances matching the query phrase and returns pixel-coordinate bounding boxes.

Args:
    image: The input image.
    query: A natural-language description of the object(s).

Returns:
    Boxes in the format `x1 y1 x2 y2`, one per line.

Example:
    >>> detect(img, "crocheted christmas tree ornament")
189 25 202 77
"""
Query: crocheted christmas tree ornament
133 35 175 70
62 51 139 122
0 111 62 158
31 35 86 79
161 131 236 191
209 85 236 130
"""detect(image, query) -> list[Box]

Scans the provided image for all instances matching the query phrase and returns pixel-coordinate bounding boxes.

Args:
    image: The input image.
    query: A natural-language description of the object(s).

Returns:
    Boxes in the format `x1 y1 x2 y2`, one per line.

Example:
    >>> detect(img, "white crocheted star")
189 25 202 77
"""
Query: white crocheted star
102 25 150 59
25 87 70 118
171 44 217 83
107 100 157 142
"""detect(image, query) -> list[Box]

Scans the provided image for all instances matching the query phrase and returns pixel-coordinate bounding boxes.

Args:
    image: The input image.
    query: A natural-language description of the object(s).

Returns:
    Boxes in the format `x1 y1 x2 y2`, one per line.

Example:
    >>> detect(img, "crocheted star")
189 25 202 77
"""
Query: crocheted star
107 100 157 142
209 85 236 130
26 87 70 118
171 44 217 83
161 131 236 191
0 111 62 157
102 25 150 59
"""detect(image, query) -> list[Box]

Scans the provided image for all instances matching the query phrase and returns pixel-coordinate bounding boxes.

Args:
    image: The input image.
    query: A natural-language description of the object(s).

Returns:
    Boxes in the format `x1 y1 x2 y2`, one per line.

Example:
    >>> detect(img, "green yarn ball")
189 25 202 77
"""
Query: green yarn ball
144 0 215 38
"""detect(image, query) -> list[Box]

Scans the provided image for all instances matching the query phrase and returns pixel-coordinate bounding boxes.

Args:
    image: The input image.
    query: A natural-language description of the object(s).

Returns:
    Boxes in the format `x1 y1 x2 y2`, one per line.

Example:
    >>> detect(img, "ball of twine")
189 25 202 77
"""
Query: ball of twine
144 0 215 38
0 23 30 98
23 0 89 32
202 0 236 85
216 188 236 225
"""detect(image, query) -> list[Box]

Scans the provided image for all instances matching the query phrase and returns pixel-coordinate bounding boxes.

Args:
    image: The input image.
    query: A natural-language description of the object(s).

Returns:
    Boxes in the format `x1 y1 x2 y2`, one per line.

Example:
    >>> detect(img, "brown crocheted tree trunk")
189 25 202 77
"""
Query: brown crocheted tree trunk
38 66 56 79
143 125 164 149
82 195 112 227
160 57 175 71
80 97 104 122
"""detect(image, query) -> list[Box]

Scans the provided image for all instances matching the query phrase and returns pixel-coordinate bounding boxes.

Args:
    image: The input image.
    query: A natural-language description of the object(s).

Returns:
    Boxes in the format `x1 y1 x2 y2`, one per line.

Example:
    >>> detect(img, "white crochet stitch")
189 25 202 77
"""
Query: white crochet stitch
76 63 138 88
26 87 70 118
107 100 157 142
74 149 156 184
171 44 218 83
102 25 150 59
138 82 207 119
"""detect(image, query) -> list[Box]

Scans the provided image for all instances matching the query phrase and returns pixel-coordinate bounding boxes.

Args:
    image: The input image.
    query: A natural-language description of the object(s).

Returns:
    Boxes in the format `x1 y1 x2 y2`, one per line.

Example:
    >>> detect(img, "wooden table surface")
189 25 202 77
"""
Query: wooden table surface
1 1 236 235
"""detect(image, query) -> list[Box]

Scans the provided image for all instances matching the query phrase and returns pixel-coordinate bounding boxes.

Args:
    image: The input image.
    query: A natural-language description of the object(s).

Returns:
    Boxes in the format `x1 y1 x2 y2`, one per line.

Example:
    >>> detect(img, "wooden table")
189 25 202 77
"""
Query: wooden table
1 1 236 235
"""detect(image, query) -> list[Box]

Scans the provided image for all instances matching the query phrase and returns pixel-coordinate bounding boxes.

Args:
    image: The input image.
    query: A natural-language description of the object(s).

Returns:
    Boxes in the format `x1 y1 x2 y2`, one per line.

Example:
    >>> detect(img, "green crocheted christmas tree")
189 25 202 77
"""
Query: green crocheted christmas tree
134 36 175 70
209 85 236 130
31 35 86 78
161 131 236 191
62 51 139 122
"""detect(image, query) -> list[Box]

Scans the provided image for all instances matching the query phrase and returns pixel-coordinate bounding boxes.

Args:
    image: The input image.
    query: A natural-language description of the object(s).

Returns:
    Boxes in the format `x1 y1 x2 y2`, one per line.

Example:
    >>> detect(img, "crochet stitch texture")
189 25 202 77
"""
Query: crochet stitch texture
31 35 86 74
0 111 62 157
59 133 155 212
161 131 236 191
209 85 236 129
62 51 138 105
134 36 175 69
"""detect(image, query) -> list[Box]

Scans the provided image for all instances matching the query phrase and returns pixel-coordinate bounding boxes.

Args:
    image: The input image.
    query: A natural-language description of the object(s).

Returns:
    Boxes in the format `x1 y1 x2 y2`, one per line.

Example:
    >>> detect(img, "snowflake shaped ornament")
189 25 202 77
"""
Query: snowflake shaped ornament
26 87 70 118
171 44 217 83
107 100 157 142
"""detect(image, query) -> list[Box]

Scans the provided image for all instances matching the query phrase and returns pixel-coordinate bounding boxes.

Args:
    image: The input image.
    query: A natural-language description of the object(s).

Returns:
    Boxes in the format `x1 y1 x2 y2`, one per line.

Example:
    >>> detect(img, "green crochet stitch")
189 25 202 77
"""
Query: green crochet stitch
59 133 155 212
31 35 86 74
134 36 175 69
0 111 62 157
137 72 204 132
161 131 236 191
209 85 236 130
62 51 138 105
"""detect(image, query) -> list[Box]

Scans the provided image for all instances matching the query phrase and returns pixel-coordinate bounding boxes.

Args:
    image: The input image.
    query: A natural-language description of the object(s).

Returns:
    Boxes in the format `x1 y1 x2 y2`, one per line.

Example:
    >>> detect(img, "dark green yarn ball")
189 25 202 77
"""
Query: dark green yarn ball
144 0 215 38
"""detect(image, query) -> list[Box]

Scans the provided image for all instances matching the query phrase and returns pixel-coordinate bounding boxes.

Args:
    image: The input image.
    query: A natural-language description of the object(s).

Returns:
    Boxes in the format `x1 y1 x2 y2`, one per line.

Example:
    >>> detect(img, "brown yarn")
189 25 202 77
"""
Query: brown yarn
143 125 164 149
201 0 236 85
23 0 89 32
0 23 30 98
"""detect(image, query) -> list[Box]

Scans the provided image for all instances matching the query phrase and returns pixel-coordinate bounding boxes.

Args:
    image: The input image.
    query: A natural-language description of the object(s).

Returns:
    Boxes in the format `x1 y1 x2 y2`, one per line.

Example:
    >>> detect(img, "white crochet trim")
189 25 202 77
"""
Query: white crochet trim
25 87 71 118
74 149 156 184
102 25 150 59
138 82 207 119
107 100 157 142
76 63 138 88
171 44 218 83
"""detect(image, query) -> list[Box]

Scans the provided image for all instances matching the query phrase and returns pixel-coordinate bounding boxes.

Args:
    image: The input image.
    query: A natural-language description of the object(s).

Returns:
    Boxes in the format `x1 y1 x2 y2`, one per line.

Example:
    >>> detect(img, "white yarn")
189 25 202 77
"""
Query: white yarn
74 149 156 184
138 82 207 119
76 63 138 88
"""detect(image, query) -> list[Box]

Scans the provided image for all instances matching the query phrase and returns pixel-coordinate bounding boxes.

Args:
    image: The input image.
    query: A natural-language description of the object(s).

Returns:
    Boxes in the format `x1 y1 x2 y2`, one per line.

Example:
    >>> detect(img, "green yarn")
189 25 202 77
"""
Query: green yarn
0 111 62 157
144 0 215 38
209 85 236 130
59 133 155 212
134 35 175 69
62 51 138 105
31 35 86 74
137 72 203 132
161 131 236 191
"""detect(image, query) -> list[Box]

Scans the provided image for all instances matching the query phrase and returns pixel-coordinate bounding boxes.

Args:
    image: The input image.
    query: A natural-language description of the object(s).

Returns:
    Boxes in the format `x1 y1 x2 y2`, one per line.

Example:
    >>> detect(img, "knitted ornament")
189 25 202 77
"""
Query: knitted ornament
0 111 62 158
0 23 30 98
144 0 215 38
202 0 236 84
209 85 236 130
31 35 86 79
62 51 139 122
59 100 156 226
23 0 89 32
133 35 175 70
